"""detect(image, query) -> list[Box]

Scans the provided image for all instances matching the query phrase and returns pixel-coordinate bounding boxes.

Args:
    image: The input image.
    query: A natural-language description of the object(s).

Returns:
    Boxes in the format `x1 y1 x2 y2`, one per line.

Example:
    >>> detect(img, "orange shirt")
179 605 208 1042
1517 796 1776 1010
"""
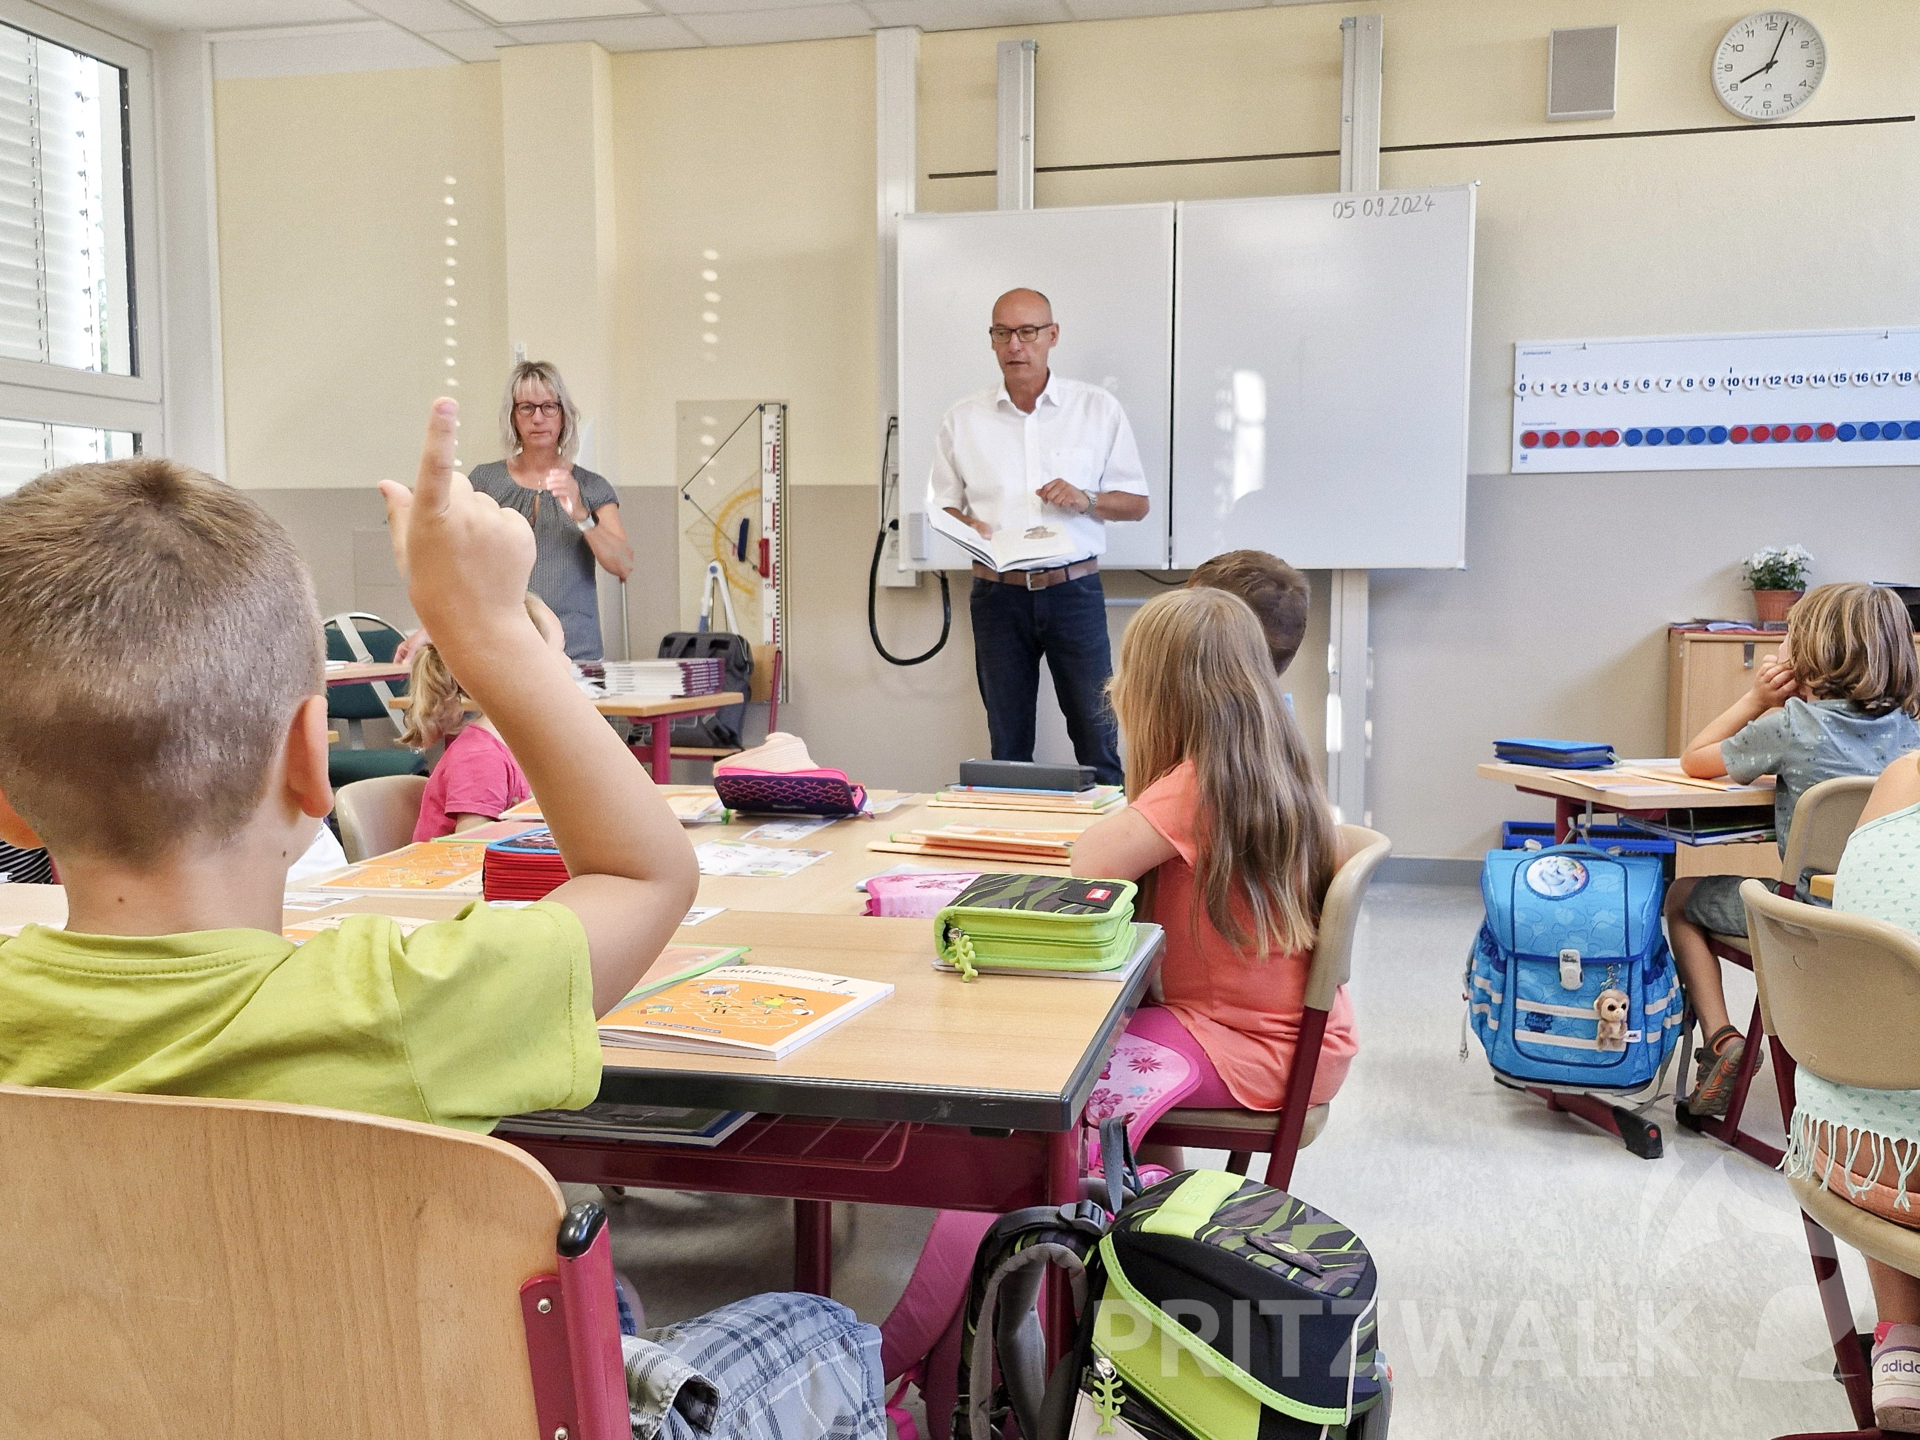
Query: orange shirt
1130 760 1357 1111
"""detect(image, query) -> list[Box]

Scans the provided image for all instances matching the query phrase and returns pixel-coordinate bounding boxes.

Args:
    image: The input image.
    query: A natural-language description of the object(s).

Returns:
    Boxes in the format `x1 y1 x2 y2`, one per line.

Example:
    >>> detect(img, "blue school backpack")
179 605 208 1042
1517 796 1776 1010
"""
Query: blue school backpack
1467 844 1682 1090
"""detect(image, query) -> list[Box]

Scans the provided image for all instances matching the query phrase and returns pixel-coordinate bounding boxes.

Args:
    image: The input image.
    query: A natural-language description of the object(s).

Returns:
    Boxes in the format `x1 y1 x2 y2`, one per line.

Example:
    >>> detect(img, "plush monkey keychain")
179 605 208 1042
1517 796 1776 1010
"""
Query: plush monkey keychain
1594 988 1630 1051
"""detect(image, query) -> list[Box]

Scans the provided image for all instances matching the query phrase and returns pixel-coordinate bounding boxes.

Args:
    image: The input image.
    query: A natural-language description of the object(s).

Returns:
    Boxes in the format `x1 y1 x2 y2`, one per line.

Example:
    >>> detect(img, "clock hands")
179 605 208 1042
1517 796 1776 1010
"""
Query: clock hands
1739 20 1792 84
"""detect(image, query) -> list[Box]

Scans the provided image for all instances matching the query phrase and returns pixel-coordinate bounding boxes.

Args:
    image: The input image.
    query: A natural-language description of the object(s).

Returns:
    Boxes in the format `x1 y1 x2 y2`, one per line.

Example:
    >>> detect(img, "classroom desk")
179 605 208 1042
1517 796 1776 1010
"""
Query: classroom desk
687 793 1094 915
596 692 744 783
1809 873 1835 902
325 661 409 687
1476 760 1776 844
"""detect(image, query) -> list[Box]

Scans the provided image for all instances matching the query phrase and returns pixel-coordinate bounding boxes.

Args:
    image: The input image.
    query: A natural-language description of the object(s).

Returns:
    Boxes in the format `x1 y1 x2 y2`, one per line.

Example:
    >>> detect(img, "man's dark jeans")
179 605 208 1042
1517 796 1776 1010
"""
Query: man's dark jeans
969 571 1122 786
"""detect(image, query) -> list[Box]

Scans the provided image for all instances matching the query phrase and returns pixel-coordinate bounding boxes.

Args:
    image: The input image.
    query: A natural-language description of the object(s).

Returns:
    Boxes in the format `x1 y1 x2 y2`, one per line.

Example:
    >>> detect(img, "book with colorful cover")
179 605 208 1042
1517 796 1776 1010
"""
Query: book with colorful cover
430 819 543 845
483 827 569 901
311 843 486 896
502 789 726 825
598 963 893 1059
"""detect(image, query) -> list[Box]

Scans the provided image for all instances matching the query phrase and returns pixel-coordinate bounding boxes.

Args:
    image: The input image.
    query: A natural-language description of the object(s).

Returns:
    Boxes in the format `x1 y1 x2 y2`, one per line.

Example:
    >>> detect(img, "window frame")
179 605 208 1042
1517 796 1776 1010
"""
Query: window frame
0 0 162 444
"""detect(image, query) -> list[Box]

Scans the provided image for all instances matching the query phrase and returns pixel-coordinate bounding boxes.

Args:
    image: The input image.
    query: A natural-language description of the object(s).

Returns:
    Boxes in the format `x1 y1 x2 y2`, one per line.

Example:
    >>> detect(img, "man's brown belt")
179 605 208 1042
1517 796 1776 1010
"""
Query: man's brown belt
970 558 1100 591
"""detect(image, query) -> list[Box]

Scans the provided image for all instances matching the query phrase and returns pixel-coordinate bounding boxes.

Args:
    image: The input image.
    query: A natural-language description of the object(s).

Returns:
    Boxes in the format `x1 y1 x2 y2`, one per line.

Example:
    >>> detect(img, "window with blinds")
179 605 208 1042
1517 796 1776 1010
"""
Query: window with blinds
0 22 129 376
0 419 134 494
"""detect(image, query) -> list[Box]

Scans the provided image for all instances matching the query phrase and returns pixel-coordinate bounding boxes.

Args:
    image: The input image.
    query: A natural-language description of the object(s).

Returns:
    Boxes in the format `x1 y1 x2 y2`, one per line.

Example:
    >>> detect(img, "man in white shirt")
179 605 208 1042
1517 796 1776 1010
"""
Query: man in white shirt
928 288 1149 785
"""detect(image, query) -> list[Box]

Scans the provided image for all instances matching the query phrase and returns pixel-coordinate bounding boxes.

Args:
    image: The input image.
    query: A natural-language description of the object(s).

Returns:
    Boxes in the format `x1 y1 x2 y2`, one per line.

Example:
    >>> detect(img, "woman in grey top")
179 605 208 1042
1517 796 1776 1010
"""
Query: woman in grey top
467 361 633 661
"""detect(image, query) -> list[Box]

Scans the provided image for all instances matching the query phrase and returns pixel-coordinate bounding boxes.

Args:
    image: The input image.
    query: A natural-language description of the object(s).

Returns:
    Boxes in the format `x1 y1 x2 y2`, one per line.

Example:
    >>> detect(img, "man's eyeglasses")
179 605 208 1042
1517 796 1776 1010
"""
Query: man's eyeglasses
513 401 563 419
988 324 1054 346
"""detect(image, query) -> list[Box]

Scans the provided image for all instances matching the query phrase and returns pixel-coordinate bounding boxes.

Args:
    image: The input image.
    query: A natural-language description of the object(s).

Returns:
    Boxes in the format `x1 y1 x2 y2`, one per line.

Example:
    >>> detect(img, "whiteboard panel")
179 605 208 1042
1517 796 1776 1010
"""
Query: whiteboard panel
1171 186 1474 570
1513 328 1920 472
898 204 1173 570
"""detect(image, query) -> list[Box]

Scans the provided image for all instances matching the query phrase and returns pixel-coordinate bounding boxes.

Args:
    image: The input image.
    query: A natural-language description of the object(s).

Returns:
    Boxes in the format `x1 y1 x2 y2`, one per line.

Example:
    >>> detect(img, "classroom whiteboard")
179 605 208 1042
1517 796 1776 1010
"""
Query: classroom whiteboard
1171 186 1475 570
897 204 1174 571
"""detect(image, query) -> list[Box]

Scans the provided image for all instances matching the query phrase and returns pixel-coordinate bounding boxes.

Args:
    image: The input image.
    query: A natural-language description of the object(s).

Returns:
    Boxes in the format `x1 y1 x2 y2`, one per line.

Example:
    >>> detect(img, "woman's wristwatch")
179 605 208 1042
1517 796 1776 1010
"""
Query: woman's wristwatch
575 510 597 533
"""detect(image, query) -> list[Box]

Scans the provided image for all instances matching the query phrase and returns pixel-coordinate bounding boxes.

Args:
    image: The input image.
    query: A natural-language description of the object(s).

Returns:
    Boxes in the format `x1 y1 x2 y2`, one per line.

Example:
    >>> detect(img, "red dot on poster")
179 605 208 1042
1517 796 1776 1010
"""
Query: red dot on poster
1771 424 1791 441
1751 425 1770 442
1602 429 1620 446
1563 430 1581 447
1521 431 1540 447
1731 425 1750 442
1584 430 1602 447
1793 424 1813 441
1816 423 1836 439
1542 431 1561 447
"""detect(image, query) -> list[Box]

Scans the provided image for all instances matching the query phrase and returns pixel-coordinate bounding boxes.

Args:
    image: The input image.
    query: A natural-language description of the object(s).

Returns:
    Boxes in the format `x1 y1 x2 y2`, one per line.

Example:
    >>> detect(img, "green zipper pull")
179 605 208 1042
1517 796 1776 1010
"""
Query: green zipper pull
1090 1357 1123 1433
950 929 979 982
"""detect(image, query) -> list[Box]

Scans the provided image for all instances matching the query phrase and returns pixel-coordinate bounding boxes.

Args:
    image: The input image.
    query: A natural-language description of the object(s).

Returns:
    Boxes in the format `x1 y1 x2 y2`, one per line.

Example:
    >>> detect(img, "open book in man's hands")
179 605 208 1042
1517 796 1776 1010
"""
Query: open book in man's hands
930 507 1077 572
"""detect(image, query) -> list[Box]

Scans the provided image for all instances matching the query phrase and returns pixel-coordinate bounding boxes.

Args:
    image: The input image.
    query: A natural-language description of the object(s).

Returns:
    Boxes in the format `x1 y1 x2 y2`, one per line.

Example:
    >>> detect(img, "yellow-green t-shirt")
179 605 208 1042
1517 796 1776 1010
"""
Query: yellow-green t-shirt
0 900 600 1134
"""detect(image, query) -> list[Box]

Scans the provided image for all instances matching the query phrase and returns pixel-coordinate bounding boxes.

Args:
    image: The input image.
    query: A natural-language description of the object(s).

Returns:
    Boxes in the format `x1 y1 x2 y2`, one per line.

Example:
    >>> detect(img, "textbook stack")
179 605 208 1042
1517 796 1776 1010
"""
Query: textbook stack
932 784 1124 816
600 658 725 699
870 825 1076 866
482 828 570 901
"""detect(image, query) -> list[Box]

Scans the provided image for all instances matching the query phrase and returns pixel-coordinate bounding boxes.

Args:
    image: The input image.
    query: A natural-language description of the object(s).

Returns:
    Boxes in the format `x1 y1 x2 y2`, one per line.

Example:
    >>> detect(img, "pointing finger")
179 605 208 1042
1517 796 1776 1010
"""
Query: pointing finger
377 479 413 580
414 398 459 515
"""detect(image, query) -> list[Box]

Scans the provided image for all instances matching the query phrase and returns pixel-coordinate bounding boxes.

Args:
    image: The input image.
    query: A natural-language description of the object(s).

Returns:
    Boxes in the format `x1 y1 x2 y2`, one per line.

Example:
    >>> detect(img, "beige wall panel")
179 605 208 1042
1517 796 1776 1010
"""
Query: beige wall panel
612 40 877 490
214 64 509 490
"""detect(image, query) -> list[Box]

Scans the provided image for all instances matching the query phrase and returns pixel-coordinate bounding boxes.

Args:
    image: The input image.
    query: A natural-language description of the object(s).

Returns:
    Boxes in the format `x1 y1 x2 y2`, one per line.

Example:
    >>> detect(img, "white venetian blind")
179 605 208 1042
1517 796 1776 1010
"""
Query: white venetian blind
0 21 128 376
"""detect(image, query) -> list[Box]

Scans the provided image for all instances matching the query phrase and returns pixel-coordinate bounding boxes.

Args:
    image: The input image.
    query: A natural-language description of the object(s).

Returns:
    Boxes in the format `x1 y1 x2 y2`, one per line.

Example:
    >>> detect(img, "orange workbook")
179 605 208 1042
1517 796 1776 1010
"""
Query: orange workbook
309 843 487 896
598 963 892 1060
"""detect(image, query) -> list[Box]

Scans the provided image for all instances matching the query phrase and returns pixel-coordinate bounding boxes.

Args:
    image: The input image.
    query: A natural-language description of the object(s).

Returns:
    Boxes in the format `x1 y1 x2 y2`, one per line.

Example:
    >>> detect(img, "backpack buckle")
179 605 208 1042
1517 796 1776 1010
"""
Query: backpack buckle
1559 948 1583 990
1056 1199 1112 1237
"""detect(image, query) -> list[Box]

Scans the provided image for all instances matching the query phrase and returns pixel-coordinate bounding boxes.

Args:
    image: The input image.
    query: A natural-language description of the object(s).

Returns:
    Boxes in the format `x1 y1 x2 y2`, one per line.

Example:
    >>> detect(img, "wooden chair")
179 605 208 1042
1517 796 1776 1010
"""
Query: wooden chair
1144 824 1391 1190
1744 881 1920 1439
1683 775 1877 1166
0 1082 629 1440
334 774 430 862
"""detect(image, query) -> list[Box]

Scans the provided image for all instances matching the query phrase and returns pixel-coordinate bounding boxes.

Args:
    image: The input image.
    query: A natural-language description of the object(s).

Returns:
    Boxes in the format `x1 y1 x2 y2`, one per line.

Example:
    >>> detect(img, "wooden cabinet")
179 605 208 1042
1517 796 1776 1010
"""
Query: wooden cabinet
1666 630 1787 880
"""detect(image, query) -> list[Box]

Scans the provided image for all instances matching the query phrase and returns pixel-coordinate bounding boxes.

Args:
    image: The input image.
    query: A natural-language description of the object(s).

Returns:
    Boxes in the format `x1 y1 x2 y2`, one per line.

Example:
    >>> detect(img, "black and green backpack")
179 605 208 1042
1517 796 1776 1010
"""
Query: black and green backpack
955 1166 1390 1440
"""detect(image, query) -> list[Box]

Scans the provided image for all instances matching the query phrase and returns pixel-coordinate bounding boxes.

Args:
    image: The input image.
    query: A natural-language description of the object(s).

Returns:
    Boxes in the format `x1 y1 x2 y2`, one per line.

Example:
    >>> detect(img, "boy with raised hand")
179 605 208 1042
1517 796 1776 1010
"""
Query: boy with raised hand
0 398 698 1134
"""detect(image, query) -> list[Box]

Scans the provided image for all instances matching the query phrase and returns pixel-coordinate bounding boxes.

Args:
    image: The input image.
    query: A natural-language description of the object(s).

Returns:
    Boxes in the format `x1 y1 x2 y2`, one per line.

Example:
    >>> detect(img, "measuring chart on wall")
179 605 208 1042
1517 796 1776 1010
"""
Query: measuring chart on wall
674 400 787 699
1513 328 1920 473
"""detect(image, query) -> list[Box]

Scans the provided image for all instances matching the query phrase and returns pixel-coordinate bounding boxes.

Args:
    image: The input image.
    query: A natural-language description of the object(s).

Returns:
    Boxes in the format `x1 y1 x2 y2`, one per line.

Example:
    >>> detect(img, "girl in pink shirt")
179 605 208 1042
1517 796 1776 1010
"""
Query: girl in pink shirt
1073 586 1356 1112
403 595 563 841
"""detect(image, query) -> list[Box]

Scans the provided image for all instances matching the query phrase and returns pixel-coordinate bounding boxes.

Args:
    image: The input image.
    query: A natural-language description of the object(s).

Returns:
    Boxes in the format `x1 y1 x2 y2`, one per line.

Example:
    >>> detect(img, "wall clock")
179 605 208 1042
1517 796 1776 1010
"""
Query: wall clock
1714 11 1826 121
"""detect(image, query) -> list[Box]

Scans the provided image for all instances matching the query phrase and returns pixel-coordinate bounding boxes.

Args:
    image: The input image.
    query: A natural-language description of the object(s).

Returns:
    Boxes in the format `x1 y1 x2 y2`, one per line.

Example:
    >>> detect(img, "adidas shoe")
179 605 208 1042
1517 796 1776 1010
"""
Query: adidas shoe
1875 1323 1920 1434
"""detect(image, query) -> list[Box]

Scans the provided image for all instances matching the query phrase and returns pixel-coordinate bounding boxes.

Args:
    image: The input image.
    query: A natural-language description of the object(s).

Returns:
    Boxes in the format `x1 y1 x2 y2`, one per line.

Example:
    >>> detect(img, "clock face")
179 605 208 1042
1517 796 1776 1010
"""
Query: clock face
1714 11 1826 121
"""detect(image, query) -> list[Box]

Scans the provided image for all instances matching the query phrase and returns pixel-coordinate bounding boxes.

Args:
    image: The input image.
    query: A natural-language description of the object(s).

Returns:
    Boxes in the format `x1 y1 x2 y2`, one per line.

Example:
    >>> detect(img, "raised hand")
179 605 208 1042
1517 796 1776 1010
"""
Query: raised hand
378 399 536 640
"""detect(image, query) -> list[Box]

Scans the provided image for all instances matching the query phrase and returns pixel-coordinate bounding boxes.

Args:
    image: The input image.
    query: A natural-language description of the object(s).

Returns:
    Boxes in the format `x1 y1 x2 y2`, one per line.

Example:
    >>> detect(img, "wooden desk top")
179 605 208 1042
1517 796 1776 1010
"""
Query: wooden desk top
688 794 1098 915
1809 873 1835 902
325 661 409 686
0 886 1157 1131
595 691 743 719
1477 760 1775 812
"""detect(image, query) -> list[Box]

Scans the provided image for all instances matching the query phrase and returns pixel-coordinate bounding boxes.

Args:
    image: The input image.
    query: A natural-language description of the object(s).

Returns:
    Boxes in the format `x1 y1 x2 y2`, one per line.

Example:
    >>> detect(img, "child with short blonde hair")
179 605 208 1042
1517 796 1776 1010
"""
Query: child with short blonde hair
1669 581 1920 1118
403 593 564 840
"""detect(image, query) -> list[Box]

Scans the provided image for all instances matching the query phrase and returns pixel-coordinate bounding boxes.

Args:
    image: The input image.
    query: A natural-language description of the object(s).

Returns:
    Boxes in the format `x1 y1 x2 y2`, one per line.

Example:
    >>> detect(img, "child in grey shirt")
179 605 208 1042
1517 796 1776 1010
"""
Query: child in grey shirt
1667 583 1920 1118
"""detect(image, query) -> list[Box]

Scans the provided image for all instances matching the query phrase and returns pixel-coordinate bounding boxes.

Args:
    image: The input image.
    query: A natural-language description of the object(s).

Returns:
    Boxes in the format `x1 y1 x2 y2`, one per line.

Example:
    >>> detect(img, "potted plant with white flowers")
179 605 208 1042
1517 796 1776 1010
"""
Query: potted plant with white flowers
1743 545 1813 624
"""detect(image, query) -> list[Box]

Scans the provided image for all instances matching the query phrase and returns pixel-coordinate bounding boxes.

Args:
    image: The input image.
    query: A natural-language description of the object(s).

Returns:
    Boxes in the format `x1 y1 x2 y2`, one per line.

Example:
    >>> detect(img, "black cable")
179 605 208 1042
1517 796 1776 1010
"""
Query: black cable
868 417 952 665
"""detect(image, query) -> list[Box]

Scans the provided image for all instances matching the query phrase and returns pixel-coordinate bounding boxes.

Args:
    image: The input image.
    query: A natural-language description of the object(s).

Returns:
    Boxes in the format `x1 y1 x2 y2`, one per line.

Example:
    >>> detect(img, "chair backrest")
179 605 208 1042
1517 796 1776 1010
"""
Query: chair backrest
326 613 409 723
1778 774 1876 893
0 1082 608 1440
335 774 431 861
1744 879 1920 1091
1303 825 1392 1010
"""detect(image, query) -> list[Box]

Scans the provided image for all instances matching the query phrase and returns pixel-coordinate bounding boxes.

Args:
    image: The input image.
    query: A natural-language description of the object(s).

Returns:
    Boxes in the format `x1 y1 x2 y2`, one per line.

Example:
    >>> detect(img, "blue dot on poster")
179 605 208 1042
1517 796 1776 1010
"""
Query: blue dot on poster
1708 426 1728 444
1624 429 1643 445
1839 423 1857 441
1862 422 1881 439
1666 428 1685 445
1686 427 1706 445
1645 428 1664 445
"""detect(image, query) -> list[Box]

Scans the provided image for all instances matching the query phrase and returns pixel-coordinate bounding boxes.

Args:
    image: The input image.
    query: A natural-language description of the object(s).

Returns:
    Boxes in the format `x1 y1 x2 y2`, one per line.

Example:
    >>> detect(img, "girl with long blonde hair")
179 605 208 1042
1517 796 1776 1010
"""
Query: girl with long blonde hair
1073 586 1356 1114
405 594 568 840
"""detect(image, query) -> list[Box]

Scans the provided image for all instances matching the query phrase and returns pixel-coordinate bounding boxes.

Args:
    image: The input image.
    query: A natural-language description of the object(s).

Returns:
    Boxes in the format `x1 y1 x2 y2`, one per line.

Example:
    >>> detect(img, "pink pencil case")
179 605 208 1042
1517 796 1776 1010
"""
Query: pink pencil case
711 766 867 817
863 871 983 918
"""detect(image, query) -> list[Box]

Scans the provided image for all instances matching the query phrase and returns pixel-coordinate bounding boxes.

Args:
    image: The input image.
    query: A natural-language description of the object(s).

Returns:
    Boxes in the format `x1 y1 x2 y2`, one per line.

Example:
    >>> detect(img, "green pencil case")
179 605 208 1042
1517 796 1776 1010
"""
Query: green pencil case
934 872 1138 981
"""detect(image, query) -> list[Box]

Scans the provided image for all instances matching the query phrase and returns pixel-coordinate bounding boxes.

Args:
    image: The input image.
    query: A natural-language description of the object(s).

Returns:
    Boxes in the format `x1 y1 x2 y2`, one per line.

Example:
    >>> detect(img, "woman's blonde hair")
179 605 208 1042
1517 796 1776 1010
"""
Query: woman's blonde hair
1109 587 1339 956
1786 582 1920 718
399 595 563 749
500 360 582 463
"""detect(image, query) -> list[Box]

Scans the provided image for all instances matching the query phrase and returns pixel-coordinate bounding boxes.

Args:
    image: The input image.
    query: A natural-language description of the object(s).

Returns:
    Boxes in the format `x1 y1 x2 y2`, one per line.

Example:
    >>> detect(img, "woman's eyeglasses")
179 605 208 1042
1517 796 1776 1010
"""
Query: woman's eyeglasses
514 401 563 418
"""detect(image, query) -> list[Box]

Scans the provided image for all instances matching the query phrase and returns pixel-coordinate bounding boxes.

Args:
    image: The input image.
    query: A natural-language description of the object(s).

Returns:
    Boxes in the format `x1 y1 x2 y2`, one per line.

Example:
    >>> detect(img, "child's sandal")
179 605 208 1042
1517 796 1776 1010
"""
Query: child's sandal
1686 1025 1746 1118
